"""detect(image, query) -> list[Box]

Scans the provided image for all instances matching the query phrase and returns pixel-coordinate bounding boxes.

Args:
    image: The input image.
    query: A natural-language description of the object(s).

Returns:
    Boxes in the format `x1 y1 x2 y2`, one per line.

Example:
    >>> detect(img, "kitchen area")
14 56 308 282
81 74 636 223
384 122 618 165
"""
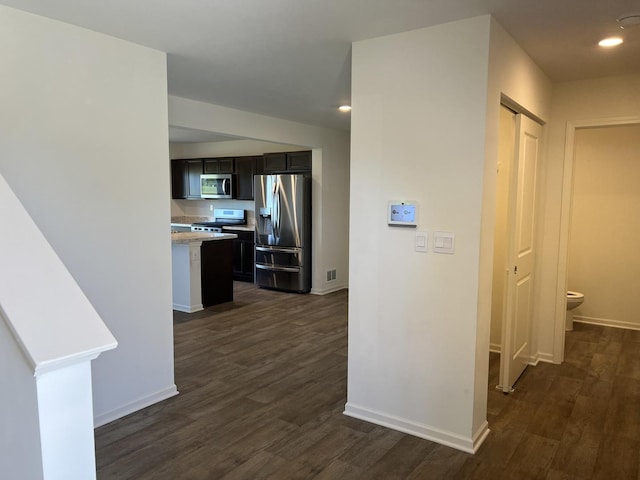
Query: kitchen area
170 144 312 313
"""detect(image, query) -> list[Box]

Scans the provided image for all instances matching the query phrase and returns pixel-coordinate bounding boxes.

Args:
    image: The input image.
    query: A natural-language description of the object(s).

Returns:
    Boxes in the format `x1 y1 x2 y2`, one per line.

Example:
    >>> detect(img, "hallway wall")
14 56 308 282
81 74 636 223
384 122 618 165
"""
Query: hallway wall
346 14 551 452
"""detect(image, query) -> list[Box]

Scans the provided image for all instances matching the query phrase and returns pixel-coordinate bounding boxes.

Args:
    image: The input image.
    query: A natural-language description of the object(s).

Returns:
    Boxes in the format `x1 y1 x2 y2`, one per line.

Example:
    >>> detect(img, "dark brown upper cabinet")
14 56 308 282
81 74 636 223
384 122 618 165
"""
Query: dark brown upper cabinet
234 156 261 200
171 159 203 199
203 157 234 174
262 151 311 173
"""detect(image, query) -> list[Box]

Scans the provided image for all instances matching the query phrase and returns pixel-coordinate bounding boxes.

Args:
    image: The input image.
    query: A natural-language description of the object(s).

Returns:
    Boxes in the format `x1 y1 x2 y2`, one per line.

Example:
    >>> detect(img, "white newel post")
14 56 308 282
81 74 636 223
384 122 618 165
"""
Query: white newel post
0 173 118 479
36 361 98 480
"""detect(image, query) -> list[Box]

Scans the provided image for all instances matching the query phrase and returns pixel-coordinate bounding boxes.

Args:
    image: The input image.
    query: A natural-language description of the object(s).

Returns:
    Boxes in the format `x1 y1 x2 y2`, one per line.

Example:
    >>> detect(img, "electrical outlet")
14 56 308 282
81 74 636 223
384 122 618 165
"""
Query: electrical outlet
209 204 214 212
327 269 337 282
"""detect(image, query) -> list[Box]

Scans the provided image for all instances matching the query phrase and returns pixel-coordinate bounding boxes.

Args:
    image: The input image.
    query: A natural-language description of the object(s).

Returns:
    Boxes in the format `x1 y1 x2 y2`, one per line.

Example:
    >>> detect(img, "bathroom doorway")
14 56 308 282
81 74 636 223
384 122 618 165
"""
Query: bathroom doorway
555 117 640 361
565 124 640 330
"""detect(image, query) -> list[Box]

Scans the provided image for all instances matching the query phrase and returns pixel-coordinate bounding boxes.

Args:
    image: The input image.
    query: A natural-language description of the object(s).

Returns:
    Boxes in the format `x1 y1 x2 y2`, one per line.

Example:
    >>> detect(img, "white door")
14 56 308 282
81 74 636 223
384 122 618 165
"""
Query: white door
499 113 541 393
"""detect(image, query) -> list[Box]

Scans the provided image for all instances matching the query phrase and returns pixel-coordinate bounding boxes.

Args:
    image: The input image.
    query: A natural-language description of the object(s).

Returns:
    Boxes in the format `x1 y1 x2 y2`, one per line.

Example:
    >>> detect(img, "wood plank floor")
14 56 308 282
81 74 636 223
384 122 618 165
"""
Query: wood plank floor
96 283 640 479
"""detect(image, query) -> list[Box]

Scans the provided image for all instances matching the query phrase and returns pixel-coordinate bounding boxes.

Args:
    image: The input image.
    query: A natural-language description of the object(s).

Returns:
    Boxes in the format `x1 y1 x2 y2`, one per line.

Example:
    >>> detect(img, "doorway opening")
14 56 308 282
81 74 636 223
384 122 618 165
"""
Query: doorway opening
558 121 640 357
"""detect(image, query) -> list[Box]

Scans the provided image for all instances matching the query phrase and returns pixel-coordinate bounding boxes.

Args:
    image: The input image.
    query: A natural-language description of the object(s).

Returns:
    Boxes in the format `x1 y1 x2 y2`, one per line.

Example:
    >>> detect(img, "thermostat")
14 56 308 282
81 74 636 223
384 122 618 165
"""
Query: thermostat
388 202 417 226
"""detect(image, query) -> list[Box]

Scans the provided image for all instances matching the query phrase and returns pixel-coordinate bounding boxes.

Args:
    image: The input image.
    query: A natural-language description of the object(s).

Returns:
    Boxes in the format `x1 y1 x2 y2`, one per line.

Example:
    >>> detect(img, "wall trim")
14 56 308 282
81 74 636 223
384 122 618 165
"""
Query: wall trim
172 303 203 313
554 115 640 365
93 384 178 428
528 354 541 367
311 284 348 296
536 351 556 364
574 316 640 331
343 402 489 454
500 94 546 126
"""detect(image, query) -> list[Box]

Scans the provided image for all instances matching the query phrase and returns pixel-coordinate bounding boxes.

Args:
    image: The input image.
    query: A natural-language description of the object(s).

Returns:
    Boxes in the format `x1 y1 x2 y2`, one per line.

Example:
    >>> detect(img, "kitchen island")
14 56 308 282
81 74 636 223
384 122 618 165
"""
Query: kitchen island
171 232 237 313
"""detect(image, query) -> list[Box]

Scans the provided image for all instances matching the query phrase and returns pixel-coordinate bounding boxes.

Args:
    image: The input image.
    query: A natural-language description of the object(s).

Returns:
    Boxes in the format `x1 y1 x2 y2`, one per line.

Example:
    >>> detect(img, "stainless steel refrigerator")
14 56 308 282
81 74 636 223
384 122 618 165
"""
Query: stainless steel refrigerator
254 174 311 293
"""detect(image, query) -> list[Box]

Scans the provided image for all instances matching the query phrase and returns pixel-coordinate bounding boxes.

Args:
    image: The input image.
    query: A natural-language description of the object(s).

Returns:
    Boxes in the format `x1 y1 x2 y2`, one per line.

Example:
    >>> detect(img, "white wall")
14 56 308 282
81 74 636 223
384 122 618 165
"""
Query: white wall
346 15 551 452
0 6 177 424
168 96 351 294
537 73 640 360
170 138 302 159
568 125 640 329
347 16 493 452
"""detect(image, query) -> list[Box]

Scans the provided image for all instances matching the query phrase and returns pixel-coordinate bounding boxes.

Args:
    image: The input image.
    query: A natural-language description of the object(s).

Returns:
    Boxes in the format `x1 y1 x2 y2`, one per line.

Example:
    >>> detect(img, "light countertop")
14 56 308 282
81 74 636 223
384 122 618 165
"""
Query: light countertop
222 225 254 232
171 232 238 244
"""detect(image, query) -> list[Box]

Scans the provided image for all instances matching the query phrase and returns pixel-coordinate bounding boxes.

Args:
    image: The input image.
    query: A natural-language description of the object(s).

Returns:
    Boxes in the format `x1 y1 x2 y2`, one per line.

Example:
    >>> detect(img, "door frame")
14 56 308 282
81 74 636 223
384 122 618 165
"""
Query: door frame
553 115 640 362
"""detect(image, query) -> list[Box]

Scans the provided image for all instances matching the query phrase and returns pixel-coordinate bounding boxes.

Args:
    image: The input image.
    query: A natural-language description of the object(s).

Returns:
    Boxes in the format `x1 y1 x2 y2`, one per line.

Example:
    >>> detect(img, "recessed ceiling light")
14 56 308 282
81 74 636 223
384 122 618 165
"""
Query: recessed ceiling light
338 105 351 113
617 13 640 29
598 37 623 47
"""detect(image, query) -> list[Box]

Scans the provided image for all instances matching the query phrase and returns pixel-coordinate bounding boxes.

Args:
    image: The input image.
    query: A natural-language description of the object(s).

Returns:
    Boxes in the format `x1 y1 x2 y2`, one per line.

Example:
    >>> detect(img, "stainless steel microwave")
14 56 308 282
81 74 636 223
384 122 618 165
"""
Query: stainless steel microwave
200 174 233 199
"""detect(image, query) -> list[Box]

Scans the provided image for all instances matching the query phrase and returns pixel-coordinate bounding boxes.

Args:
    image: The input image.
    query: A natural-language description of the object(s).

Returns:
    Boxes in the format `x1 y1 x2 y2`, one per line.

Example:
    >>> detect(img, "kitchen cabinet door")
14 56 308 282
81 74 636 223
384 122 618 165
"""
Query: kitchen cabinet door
201 239 234 306
171 159 203 199
262 153 287 173
234 156 260 200
204 157 234 174
286 151 312 172
230 230 255 282
262 151 311 173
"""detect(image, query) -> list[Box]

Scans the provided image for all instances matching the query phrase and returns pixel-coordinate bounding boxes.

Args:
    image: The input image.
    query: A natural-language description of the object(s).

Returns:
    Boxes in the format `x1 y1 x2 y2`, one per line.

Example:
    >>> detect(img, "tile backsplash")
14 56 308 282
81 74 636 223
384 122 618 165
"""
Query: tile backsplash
171 199 255 224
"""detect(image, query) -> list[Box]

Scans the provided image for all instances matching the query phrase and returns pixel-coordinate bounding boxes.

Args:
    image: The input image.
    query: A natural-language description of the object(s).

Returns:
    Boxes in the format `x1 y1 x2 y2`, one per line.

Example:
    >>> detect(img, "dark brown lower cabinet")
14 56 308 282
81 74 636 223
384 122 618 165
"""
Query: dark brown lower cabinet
200 239 233 306
230 230 255 282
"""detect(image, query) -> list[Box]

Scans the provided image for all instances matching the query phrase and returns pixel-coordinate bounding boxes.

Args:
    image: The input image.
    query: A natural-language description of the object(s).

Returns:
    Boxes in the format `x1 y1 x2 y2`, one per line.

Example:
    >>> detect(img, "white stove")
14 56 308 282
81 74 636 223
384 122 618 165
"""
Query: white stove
190 209 246 233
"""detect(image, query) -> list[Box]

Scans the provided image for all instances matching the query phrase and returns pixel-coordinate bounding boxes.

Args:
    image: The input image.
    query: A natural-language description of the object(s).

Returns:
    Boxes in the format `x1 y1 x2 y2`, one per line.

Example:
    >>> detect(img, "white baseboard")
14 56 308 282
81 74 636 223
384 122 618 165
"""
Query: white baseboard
527 351 541 366
172 303 203 313
574 315 640 331
536 351 556 364
488 345 554 366
311 284 348 295
93 384 179 428
343 402 489 454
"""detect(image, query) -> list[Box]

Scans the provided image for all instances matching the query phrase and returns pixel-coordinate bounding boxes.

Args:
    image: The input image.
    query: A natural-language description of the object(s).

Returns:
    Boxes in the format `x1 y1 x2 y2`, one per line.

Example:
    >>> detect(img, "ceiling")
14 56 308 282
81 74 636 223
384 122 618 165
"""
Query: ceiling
3 0 639 138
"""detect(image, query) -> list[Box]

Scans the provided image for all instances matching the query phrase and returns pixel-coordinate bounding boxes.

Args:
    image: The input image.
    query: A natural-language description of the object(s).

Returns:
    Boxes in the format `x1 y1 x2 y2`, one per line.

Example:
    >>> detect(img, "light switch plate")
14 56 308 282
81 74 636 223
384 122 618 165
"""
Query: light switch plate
415 231 428 253
433 231 455 254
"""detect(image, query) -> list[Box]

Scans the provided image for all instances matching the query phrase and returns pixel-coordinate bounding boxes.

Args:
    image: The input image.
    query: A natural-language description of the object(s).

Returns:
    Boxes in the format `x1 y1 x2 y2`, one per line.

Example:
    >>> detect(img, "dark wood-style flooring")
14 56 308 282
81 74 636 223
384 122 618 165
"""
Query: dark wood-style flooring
95 283 640 479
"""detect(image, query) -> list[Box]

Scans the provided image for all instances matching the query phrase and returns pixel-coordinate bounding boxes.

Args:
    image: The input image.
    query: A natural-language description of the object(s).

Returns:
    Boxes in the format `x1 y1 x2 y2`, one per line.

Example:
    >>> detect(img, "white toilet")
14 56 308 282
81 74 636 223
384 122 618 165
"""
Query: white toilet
565 291 584 331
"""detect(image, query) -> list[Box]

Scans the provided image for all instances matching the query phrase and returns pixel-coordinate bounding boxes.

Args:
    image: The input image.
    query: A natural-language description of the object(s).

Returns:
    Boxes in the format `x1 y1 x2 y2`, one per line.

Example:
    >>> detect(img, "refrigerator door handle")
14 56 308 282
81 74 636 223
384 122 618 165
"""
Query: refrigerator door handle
255 264 300 273
256 246 300 254
273 186 281 240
